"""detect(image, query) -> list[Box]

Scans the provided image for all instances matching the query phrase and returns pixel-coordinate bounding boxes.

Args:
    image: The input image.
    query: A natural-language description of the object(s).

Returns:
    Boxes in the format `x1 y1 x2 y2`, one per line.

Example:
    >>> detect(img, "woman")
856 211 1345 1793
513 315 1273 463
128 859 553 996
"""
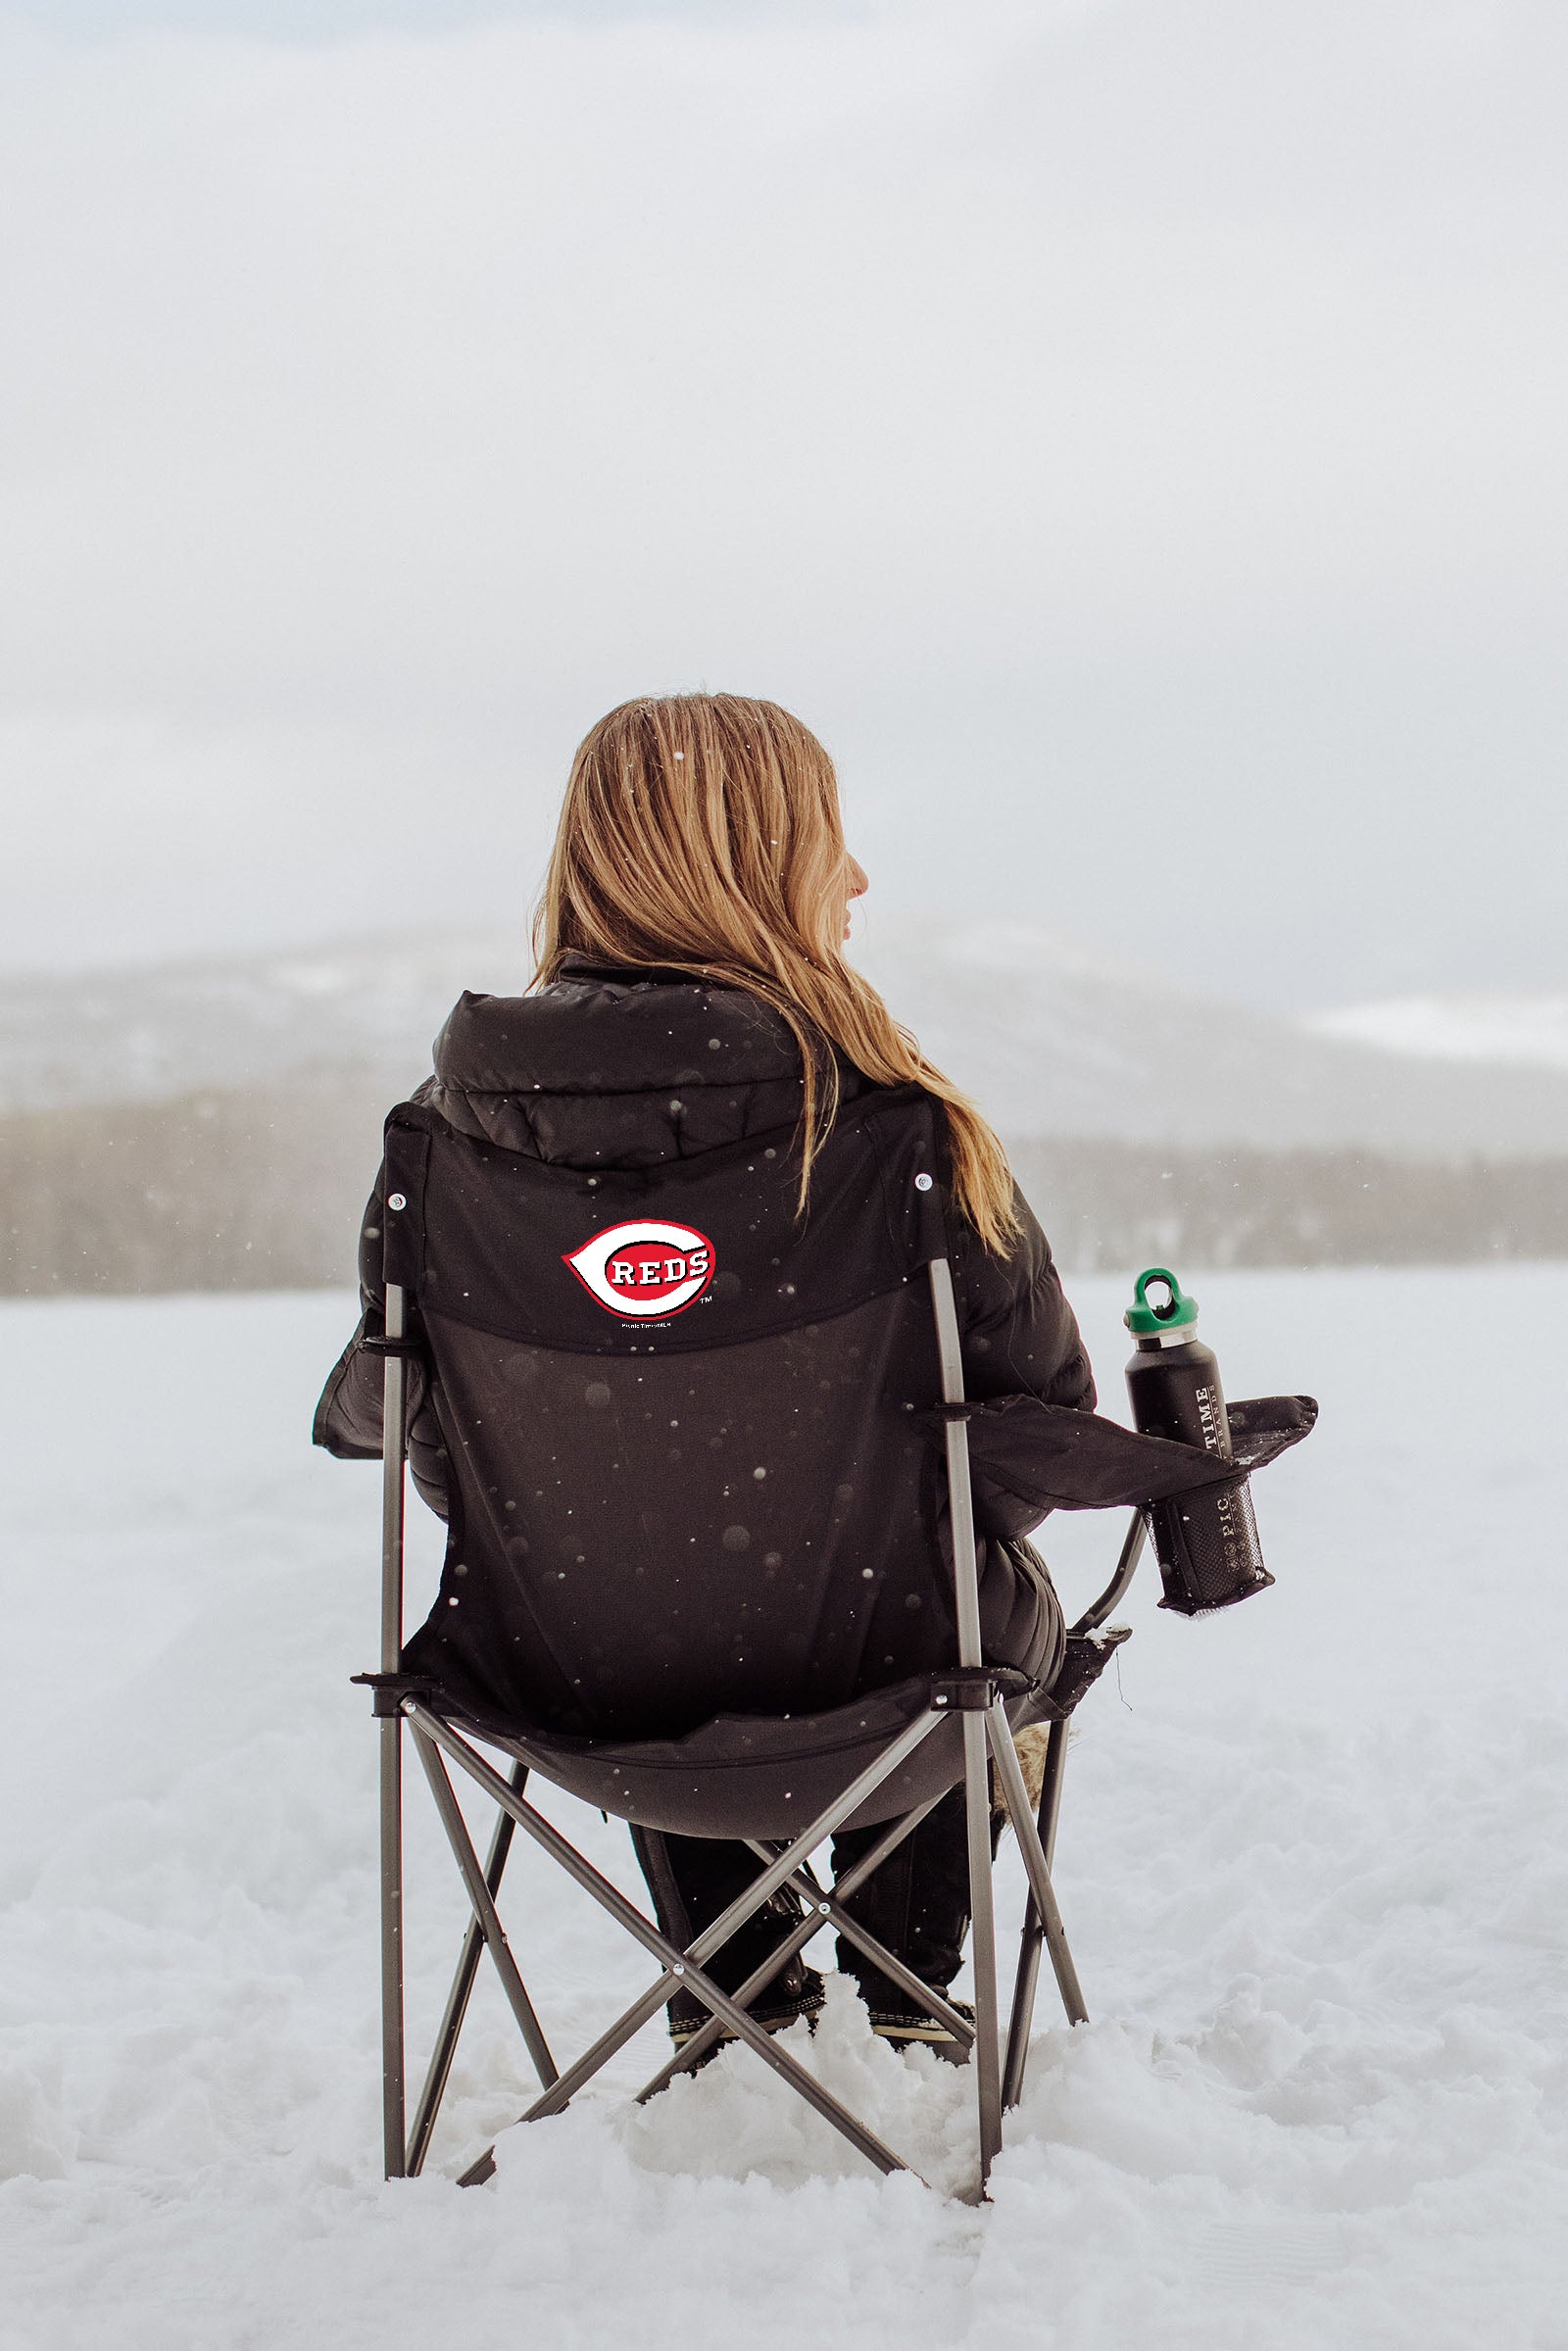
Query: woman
317 692 1096 2057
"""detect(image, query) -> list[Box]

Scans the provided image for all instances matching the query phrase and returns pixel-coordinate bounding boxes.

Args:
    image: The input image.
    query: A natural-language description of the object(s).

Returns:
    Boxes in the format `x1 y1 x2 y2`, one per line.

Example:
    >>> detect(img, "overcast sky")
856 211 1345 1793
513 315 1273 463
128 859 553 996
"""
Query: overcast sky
2 0 1563 1005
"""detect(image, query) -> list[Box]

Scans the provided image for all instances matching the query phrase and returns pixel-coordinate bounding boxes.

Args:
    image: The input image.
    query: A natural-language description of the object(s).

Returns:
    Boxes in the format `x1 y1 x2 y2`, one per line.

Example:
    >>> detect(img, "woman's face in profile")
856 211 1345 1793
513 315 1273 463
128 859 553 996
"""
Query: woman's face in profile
841 854 869 942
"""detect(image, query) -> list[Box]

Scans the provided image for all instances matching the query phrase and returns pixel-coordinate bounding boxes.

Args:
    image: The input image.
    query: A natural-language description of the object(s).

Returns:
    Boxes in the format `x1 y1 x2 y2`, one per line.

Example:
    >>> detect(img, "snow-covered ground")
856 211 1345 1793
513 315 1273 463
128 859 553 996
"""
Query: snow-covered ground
2 1269 1564 2349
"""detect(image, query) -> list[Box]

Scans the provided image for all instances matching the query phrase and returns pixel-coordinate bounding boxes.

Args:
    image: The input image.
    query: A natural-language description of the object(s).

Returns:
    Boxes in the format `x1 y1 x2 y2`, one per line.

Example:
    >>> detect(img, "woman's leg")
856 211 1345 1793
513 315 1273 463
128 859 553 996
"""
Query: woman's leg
830 1782 976 2017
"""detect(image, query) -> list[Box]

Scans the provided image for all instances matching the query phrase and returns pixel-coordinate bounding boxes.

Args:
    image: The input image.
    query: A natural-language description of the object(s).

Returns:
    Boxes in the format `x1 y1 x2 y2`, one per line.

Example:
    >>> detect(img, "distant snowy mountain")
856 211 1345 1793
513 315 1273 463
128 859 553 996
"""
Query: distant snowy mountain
5 922 1568 1159
1305 993 1568 1074
0 935 531 1116
850 922 1568 1156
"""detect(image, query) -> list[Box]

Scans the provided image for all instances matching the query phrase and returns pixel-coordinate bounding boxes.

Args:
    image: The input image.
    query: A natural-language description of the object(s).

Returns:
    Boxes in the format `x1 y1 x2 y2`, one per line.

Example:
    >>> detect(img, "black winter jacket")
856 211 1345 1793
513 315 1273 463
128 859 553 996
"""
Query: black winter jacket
314 961 1096 1519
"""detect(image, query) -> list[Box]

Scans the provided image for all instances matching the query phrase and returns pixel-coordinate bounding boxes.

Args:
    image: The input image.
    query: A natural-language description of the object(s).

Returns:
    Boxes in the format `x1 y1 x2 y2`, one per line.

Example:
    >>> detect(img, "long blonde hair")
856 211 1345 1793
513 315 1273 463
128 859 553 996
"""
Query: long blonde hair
532 693 1019 1250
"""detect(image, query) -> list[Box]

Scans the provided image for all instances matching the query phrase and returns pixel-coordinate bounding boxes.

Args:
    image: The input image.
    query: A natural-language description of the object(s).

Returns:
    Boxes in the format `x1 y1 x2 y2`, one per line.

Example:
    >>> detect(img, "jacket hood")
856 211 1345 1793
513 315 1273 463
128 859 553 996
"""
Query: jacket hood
433 962 801 1097
425 960 864 1169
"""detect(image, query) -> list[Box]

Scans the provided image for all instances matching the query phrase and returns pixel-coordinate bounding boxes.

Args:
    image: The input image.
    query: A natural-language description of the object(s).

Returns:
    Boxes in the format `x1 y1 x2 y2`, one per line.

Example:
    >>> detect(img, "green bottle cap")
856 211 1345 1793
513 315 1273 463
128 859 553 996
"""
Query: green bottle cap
1125 1265 1200 1336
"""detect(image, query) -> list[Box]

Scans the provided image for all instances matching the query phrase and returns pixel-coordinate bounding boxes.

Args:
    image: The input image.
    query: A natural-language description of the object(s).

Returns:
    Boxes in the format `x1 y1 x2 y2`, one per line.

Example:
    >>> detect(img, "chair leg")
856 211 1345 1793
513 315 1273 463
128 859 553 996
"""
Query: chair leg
413 1735 559 2095
408 1805 509 2180
1002 1716 1070 2110
963 1711 1004 2198
376 1285 410 2182
378 1709 406 2181
406 1760 552 2179
987 1703 1088 2031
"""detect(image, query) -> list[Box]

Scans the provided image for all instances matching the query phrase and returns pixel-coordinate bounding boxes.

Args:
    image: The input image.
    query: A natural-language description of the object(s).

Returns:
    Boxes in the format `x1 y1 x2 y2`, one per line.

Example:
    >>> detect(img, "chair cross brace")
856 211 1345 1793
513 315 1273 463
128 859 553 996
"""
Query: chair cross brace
407 1697 940 2189
742 1842 978 2052
630 1794 961 2099
394 1675 1095 2199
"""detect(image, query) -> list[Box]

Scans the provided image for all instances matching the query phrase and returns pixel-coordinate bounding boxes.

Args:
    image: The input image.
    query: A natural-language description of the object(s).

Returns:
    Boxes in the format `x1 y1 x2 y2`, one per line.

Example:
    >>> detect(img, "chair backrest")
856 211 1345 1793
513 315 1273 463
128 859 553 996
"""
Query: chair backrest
387 1085 967 1739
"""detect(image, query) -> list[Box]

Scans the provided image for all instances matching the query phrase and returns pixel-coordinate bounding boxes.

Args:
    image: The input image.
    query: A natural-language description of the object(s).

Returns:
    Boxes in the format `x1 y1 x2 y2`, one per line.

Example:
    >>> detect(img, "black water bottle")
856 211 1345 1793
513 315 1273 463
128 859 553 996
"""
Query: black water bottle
1123 1266 1274 1615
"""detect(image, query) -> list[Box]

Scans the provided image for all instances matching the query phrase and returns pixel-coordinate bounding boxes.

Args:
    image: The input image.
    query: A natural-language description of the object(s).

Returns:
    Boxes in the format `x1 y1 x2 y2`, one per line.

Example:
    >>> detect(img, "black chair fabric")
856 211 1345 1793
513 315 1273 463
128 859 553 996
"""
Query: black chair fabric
947 1391 1319 1542
430 1673 982 1840
386 1087 1059 1765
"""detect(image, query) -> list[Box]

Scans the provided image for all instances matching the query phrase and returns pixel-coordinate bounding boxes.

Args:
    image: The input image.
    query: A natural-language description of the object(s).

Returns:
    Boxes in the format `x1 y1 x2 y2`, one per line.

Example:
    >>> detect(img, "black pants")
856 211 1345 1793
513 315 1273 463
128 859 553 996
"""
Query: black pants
630 1783 980 2014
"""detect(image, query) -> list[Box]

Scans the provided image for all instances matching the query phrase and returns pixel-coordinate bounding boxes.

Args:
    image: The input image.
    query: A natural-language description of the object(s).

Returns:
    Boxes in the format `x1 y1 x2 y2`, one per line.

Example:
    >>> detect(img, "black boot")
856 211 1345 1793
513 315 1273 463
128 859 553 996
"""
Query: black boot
630 1826 826 2050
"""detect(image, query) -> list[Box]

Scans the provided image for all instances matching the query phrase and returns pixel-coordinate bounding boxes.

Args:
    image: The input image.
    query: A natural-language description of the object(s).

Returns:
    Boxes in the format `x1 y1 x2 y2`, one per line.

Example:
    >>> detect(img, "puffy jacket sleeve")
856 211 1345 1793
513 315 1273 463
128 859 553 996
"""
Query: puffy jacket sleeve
310 1161 453 1520
950 1180 1096 1412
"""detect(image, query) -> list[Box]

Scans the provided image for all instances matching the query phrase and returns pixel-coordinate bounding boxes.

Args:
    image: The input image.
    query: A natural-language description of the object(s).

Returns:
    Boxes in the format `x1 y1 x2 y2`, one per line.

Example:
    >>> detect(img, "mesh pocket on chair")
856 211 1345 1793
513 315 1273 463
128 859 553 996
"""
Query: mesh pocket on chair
1149 1473 1274 1616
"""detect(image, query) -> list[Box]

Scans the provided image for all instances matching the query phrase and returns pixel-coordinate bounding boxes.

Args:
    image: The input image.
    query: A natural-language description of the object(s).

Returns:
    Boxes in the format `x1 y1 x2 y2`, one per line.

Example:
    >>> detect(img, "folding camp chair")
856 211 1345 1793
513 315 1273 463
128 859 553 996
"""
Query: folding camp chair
352 1086 1310 2201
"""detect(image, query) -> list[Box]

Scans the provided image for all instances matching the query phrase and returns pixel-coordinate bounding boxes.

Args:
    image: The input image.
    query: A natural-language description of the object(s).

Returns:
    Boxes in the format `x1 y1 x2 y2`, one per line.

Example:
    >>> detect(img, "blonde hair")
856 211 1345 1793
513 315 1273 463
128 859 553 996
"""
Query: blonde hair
532 692 1019 1250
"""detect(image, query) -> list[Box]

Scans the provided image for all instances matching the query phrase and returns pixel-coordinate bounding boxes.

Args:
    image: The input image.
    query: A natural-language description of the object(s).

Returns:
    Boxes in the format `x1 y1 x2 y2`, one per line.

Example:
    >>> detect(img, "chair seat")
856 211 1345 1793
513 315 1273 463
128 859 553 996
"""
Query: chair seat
405 1623 1138 1840
417 1670 1029 1839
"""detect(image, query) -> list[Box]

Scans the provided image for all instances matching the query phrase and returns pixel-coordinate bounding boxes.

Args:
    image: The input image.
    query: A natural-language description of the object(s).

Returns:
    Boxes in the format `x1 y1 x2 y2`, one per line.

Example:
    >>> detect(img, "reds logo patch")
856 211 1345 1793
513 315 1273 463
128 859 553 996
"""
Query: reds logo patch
563 1219 717 1318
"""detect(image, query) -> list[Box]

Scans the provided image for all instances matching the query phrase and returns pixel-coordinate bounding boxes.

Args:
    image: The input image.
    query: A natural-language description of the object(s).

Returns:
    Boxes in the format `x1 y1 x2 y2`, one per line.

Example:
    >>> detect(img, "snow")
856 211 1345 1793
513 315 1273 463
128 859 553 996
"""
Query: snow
2 1268 1565 2348
1307 992 1568 1075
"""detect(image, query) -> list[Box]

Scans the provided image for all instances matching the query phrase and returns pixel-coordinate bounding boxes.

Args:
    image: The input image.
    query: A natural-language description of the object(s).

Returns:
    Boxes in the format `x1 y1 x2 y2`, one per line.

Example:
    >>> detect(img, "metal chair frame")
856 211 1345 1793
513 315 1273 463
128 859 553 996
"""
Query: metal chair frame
364 1255 1146 2203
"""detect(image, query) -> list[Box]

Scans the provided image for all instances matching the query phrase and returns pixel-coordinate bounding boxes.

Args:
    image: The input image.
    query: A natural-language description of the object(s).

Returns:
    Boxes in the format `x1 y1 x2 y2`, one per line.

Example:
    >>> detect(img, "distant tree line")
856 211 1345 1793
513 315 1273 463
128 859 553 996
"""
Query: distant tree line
0 1074 390 1296
1006 1138 1568 1273
2 1081 1564 1298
